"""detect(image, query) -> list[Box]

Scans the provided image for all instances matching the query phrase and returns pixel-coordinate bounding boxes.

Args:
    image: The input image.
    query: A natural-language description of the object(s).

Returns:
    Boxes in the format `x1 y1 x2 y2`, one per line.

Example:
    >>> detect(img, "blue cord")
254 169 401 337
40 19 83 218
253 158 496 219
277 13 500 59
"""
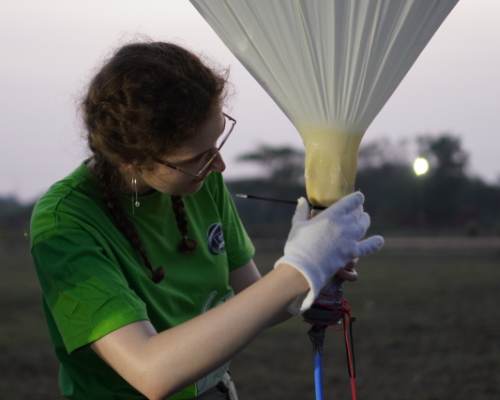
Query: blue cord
314 353 324 400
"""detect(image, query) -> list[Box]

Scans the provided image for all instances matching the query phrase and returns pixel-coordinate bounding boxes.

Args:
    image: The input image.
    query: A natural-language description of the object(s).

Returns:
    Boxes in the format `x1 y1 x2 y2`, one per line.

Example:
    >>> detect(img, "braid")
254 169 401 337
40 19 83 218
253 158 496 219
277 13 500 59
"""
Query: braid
93 153 165 283
171 195 198 254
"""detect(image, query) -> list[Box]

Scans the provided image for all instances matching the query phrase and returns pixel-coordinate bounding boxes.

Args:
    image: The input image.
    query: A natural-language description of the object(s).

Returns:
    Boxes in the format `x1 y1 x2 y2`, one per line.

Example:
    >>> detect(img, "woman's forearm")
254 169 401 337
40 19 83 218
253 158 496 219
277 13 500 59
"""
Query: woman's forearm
264 306 294 328
91 263 308 400
228 259 294 330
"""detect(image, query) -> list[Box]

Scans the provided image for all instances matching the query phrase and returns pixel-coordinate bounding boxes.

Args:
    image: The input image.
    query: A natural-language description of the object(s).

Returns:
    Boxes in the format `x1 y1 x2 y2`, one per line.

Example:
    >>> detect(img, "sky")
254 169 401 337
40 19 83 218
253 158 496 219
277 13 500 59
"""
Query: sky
1 0 499 203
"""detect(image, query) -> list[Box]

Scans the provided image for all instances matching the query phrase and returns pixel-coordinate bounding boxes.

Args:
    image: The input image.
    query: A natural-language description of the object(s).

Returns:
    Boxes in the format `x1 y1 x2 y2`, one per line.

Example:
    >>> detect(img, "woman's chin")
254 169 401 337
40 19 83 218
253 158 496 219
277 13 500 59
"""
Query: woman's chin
170 181 205 197
191 179 207 193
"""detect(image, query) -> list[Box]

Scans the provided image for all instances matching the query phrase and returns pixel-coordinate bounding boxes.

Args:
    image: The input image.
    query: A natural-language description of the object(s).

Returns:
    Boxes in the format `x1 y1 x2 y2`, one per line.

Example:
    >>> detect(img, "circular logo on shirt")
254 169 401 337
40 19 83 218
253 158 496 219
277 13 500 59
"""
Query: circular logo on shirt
206 222 226 255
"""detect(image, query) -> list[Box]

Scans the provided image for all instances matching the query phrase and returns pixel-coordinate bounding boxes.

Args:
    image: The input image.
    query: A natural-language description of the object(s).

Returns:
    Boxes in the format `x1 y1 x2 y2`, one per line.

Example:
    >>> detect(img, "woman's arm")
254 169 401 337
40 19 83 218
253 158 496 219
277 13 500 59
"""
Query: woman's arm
91 193 382 400
228 259 262 294
229 259 293 328
91 263 308 400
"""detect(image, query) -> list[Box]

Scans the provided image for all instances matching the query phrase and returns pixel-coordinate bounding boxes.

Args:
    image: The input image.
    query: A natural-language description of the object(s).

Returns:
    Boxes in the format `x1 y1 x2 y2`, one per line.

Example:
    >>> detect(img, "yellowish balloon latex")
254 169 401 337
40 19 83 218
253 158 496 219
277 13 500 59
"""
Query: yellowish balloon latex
298 127 364 212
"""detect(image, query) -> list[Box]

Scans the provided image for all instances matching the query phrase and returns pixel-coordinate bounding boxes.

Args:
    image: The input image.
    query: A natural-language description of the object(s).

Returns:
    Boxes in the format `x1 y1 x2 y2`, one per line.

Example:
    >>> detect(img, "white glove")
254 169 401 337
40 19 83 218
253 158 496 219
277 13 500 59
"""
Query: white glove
274 192 384 316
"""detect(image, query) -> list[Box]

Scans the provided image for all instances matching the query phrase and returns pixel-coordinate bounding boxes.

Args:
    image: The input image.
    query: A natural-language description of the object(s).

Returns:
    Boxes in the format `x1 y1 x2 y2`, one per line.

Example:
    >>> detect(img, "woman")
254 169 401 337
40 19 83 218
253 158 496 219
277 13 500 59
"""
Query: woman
30 41 383 400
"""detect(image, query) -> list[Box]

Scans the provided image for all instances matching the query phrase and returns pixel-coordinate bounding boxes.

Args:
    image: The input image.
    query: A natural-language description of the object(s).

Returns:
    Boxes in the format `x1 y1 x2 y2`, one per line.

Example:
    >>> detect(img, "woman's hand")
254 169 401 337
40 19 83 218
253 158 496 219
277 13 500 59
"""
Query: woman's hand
335 258 359 282
274 192 384 315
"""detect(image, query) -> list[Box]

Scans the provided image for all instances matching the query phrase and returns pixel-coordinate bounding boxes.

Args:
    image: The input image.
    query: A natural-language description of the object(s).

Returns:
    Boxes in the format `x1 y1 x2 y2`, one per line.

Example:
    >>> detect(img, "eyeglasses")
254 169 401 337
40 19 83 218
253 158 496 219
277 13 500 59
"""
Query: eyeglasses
155 113 236 181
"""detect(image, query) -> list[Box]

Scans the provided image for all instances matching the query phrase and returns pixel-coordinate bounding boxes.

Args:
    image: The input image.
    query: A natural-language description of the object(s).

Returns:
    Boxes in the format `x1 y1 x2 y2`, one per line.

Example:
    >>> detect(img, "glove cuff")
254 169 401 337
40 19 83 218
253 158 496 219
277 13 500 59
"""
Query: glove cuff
274 256 325 316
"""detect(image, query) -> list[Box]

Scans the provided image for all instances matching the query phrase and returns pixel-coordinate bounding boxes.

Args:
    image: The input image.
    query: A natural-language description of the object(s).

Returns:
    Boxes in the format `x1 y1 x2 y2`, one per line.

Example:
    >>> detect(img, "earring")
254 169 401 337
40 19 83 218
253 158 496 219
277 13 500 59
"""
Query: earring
132 176 140 213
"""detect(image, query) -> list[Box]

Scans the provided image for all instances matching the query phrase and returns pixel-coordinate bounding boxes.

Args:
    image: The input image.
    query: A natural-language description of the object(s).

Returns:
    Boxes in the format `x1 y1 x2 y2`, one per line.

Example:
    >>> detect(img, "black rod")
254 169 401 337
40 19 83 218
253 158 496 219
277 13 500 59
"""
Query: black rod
236 194 327 210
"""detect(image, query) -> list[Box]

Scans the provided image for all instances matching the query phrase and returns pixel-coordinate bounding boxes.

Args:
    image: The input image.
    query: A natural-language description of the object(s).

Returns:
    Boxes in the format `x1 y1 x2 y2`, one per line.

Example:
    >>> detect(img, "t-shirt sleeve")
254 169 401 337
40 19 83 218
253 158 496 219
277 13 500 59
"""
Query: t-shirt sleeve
209 173 255 271
31 227 149 354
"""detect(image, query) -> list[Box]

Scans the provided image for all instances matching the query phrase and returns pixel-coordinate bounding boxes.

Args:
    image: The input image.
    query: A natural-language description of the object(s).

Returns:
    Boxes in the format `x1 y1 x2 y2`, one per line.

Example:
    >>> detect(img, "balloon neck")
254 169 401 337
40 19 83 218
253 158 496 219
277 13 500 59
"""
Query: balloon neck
298 127 364 209
310 208 325 218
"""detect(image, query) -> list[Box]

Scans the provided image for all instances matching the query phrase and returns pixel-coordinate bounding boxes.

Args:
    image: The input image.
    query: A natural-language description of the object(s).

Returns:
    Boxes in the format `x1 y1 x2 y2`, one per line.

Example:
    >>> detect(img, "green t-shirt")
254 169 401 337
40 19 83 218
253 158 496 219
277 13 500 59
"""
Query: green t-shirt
30 160 255 400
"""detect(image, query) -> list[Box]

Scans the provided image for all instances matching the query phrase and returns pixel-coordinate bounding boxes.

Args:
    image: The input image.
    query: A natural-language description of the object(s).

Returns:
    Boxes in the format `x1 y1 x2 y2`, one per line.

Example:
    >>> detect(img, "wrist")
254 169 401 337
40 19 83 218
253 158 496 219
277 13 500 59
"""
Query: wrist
274 262 310 294
274 258 325 316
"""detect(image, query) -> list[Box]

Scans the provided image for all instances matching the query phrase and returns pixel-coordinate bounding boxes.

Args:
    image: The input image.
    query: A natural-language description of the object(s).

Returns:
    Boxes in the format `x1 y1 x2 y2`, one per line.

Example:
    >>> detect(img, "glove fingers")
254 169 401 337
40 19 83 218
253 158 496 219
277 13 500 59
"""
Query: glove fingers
292 197 310 224
347 211 371 240
357 235 385 257
326 192 364 216
359 211 371 235
355 204 364 220
344 204 364 225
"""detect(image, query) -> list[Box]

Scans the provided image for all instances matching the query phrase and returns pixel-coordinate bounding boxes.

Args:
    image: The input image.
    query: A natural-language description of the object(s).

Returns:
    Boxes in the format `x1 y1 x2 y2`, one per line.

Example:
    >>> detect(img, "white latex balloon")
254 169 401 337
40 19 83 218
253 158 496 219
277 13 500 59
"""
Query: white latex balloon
189 0 459 205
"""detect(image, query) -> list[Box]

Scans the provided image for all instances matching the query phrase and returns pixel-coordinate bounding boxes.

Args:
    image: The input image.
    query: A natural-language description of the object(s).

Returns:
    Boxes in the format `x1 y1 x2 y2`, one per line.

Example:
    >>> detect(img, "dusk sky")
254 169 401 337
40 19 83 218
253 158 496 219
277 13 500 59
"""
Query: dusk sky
2 0 499 203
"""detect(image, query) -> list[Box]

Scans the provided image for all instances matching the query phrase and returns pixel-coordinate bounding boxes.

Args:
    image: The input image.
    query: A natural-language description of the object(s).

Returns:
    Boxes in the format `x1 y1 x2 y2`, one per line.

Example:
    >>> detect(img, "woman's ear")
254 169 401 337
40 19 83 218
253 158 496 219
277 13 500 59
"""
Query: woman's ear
119 160 155 178
116 162 136 183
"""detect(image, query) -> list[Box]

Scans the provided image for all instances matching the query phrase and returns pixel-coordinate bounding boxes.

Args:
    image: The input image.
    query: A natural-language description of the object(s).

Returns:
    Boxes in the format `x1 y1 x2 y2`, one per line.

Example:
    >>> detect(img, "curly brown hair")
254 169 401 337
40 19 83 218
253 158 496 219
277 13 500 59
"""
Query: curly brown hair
82 41 229 283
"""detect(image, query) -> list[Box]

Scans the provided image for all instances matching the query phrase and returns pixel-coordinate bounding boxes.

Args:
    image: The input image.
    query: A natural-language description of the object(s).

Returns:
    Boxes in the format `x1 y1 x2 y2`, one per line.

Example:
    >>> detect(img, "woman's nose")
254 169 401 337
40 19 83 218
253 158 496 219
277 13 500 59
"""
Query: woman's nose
211 152 226 173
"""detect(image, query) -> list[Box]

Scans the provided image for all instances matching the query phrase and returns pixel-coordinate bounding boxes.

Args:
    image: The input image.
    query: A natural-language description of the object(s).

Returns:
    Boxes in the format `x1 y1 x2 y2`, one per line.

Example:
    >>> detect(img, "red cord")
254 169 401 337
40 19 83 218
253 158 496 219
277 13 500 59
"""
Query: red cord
344 314 357 400
302 293 357 400
350 378 357 400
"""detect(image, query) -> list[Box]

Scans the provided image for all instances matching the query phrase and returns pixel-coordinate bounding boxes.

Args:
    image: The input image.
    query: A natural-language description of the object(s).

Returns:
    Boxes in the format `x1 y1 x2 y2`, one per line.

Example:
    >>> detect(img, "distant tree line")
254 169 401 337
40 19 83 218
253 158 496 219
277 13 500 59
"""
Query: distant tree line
228 134 500 239
0 197 34 237
1 133 499 239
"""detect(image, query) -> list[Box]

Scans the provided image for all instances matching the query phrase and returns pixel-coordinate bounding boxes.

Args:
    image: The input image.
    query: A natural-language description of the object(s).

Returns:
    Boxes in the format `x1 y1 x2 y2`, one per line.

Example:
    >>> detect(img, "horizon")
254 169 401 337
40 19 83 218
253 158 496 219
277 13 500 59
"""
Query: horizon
2 0 499 203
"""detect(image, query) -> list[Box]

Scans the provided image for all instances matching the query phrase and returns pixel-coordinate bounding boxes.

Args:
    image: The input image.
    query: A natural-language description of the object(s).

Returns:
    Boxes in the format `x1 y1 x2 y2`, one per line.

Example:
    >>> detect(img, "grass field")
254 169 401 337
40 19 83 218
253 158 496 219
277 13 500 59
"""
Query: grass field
1 238 499 400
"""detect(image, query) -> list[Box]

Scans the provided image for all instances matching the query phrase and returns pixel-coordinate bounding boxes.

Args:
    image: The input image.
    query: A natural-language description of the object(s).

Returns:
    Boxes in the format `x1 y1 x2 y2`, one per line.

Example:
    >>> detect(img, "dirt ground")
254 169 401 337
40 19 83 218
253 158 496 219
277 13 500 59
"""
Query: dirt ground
1 238 499 399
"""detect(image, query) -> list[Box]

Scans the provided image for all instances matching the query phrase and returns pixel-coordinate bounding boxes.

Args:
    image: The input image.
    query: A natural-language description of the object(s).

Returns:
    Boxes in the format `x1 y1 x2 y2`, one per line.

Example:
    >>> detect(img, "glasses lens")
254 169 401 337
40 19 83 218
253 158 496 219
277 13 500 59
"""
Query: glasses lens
216 116 233 149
